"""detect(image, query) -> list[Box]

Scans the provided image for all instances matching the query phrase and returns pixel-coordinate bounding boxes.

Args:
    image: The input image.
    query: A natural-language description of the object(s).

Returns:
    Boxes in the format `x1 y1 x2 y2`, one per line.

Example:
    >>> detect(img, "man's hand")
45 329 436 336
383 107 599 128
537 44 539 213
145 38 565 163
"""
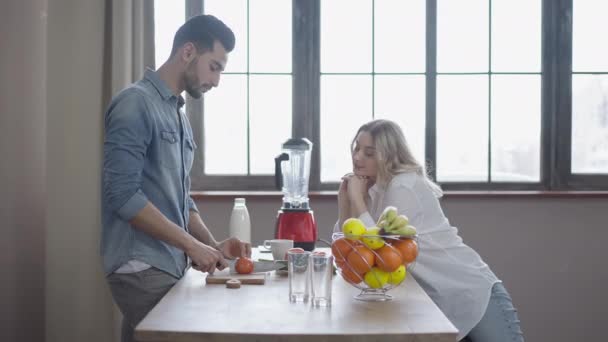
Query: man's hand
218 237 252 259
186 239 228 274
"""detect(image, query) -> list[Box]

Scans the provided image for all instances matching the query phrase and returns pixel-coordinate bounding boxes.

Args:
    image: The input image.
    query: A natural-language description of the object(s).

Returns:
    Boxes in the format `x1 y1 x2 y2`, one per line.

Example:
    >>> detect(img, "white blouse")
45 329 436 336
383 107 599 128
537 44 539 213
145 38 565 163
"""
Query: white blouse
334 172 499 339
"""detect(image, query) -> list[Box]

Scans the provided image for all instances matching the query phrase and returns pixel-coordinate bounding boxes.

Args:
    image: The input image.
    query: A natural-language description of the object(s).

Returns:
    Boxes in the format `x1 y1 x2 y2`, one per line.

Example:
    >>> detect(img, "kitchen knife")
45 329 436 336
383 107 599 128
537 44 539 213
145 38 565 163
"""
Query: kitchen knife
227 259 288 274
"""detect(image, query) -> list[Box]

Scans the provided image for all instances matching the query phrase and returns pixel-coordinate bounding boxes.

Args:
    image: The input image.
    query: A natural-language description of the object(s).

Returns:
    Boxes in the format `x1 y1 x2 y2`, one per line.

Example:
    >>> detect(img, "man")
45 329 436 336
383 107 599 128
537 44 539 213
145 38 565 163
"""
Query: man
101 15 251 342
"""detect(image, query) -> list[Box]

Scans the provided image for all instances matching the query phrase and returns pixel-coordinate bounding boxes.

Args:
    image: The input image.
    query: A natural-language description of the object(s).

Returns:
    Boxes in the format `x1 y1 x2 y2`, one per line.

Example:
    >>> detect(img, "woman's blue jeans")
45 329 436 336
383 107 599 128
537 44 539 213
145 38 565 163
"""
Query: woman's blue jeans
461 282 524 342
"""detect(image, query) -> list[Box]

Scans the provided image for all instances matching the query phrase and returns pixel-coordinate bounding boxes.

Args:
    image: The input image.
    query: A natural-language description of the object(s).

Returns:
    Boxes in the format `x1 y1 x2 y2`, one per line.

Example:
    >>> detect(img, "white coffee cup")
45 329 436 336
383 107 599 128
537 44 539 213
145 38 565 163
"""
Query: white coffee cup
262 239 294 261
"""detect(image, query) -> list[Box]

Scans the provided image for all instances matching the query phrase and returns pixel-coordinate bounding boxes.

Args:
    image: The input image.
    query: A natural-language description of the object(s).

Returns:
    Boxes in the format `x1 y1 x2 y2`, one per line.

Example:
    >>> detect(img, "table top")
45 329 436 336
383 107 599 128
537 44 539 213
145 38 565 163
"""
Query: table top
135 249 458 342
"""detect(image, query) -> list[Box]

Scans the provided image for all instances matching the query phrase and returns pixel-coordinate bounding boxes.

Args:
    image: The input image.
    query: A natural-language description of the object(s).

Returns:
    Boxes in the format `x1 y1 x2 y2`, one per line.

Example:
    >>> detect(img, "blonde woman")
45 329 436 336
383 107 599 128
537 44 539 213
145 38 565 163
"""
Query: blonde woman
334 119 523 342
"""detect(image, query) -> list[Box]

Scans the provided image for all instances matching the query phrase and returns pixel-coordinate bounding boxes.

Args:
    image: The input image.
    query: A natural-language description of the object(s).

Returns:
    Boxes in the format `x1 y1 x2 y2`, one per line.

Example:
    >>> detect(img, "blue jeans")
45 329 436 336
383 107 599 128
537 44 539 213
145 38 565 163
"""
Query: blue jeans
462 282 524 342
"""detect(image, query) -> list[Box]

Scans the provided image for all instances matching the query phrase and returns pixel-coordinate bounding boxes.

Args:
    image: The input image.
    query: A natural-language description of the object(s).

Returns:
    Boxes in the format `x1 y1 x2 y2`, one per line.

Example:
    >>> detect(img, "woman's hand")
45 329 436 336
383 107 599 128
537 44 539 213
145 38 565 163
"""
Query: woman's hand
338 174 353 226
347 175 371 217
347 175 370 202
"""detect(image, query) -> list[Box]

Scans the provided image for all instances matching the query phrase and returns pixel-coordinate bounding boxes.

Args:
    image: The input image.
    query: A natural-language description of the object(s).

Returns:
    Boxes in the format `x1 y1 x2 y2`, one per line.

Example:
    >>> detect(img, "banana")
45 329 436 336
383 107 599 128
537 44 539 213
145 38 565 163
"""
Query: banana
392 224 417 236
377 206 415 236
386 214 409 233
377 219 388 230
384 207 398 224
378 206 397 225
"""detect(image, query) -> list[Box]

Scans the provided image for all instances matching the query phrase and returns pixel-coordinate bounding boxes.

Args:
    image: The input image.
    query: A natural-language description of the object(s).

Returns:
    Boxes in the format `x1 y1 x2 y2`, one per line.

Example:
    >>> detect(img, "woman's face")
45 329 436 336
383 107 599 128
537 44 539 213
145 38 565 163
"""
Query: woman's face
352 131 378 179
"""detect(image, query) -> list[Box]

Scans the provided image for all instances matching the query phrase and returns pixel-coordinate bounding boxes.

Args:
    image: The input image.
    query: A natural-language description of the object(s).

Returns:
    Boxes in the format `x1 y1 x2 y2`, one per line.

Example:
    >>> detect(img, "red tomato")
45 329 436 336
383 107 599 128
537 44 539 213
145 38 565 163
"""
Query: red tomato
235 257 254 274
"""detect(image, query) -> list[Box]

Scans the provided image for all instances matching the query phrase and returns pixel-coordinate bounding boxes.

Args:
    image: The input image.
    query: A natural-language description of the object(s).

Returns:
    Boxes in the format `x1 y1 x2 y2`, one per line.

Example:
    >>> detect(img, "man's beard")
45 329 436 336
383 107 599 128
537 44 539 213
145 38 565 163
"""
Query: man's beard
184 59 203 99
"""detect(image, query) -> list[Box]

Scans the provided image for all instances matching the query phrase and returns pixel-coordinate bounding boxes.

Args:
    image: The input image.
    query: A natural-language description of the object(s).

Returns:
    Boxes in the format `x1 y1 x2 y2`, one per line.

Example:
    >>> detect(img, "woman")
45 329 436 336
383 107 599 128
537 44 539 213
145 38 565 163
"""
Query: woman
334 119 524 342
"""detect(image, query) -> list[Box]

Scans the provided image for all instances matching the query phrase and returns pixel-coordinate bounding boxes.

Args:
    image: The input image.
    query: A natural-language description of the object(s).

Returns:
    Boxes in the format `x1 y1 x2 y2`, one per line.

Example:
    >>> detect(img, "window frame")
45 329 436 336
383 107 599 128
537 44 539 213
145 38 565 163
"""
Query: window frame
180 0 608 191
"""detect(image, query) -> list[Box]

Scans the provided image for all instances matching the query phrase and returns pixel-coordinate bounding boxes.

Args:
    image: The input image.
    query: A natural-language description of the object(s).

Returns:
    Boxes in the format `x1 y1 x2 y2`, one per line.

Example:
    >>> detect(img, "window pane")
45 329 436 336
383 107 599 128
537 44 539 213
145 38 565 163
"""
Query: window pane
204 75 247 174
375 76 426 163
321 76 372 182
249 76 292 174
437 75 488 181
572 75 608 174
491 75 541 182
437 0 488 72
375 0 425 73
154 0 185 68
321 0 372 73
249 0 291 73
573 1 608 72
204 0 247 73
491 0 540 72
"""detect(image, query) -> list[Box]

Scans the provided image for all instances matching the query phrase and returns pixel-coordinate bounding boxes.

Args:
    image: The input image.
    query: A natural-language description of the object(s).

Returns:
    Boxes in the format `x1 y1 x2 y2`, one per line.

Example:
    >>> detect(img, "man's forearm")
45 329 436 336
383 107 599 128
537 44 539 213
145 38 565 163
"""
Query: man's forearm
187 211 219 249
128 202 197 253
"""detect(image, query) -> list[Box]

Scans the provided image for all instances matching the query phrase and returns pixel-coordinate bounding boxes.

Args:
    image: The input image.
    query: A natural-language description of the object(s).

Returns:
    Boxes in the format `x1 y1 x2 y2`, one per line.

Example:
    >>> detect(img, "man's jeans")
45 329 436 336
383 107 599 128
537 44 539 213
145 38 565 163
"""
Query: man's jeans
107 268 179 342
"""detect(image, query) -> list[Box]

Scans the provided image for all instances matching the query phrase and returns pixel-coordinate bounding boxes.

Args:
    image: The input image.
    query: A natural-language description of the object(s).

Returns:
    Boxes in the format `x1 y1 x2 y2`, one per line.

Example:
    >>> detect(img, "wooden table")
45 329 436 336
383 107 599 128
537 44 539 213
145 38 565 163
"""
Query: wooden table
135 250 458 342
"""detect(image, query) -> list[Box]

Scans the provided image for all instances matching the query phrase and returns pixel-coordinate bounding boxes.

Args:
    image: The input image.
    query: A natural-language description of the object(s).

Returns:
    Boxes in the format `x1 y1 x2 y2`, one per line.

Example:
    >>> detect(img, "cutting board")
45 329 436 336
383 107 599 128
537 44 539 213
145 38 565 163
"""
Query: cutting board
205 269 266 285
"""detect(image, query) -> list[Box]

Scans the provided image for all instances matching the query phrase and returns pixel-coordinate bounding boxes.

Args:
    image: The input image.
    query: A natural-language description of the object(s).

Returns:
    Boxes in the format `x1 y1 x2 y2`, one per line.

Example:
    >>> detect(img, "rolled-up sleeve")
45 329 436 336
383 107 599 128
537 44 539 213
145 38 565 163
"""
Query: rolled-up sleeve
187 196 199 213
103 90 152 221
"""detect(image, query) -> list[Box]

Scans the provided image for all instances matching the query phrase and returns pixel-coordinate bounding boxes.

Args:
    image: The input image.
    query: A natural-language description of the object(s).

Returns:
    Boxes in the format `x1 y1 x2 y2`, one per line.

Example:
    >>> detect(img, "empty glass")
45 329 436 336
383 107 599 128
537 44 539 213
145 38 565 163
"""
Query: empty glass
310 253 333 307
288 250 311 302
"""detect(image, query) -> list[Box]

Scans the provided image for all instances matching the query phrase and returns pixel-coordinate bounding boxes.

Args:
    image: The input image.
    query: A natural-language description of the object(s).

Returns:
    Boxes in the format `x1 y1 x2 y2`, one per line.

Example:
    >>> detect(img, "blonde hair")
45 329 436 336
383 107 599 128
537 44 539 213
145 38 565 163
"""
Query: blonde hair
351 119 443 197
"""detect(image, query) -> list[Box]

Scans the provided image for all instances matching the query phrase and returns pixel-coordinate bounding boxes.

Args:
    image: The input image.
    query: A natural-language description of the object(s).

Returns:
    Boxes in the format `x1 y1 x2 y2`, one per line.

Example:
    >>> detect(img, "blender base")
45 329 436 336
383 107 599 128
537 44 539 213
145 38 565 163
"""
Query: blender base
294 241 315 251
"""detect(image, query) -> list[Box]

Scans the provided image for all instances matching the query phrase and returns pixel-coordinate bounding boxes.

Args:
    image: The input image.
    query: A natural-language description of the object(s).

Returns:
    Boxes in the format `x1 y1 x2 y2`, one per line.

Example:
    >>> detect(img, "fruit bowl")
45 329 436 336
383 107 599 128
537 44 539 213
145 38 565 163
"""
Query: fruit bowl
331 232 418 301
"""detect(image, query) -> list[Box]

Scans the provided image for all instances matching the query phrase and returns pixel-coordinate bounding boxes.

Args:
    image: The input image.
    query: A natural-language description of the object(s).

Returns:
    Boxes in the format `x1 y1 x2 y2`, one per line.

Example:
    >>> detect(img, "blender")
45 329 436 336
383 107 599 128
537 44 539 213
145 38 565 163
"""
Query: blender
274 138 318 251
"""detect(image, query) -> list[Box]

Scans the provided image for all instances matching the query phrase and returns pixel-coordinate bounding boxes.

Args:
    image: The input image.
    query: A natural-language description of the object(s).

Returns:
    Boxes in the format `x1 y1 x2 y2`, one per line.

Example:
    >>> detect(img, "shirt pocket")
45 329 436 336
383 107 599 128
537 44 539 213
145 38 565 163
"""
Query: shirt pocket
159 130 180 169
184 138 197 171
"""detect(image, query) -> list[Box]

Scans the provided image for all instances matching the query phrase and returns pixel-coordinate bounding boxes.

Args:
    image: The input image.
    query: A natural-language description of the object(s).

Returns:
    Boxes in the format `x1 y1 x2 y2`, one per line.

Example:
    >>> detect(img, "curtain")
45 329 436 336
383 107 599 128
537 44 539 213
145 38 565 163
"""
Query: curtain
107 0 155 96
104 1 155 340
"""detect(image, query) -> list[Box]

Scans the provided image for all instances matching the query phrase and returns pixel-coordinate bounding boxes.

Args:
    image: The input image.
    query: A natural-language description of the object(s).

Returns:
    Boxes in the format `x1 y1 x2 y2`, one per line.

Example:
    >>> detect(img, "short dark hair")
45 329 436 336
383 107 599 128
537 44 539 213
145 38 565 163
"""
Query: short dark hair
170 14 235 57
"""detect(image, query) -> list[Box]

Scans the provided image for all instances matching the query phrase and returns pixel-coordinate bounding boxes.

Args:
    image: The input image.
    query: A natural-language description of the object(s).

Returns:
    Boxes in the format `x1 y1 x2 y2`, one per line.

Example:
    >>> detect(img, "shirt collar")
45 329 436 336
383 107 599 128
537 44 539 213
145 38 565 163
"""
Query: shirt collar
144 68 184 107
177 95 185 108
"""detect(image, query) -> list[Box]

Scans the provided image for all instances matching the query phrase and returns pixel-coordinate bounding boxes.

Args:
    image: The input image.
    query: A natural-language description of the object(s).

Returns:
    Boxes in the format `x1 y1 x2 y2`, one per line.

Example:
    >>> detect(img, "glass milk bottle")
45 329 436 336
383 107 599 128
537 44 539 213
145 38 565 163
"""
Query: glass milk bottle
229 198 251 243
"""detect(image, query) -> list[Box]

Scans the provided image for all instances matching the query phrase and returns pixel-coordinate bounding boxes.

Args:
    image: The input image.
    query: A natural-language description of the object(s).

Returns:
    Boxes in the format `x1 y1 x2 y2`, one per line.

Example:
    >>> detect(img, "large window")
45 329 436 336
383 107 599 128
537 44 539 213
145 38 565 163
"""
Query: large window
571 0 608 178
154 0 608 191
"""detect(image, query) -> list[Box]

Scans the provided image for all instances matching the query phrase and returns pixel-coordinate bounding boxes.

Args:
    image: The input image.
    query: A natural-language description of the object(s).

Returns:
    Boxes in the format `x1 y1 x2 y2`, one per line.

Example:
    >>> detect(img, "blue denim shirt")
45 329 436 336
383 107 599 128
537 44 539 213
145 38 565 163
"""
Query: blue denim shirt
101 69 198 278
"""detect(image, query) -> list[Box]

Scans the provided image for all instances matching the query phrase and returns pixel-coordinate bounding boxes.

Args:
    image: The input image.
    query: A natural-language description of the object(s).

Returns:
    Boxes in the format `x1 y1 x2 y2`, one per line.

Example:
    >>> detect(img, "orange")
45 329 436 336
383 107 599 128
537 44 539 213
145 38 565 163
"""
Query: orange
346 245 375 274
235 257 254 274
340 265 364 284
375 245 402 272
331 238 359 262
392 238 418 264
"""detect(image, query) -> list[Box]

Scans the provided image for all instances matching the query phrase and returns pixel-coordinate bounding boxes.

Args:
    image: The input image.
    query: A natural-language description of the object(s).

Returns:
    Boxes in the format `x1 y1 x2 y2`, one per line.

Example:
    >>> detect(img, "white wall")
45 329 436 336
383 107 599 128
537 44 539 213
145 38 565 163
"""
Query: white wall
45 0 114 341
195 195 608 342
